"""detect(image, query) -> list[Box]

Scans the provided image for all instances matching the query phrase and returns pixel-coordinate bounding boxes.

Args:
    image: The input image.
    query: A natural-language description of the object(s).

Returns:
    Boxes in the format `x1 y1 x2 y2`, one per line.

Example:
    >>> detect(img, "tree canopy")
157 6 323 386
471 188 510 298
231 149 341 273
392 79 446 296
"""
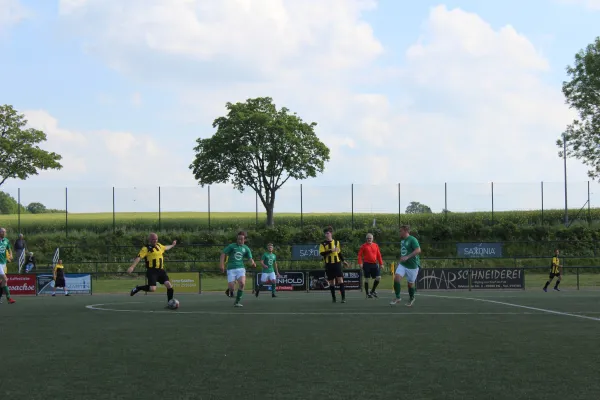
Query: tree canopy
557 37 600 178
405 201 432 214
189 97 330 227
0 104 63 187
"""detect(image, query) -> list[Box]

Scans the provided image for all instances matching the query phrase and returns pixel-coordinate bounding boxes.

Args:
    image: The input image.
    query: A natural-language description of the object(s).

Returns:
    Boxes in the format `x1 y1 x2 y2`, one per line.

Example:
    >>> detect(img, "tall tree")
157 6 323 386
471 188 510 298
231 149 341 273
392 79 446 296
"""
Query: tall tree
190 97 330 227
0 105 63 186
405 201 432 214
557 37 600 178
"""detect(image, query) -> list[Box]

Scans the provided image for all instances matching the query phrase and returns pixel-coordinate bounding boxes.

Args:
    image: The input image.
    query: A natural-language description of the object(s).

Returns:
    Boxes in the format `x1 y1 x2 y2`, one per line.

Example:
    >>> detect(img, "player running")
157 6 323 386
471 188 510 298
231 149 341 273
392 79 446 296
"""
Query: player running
255 243 280 298
390 225 421 307
358 233 384 299
543 249 562 292
0 228 15 304
220 231 256 307
319 226 349 303
128 233 178 308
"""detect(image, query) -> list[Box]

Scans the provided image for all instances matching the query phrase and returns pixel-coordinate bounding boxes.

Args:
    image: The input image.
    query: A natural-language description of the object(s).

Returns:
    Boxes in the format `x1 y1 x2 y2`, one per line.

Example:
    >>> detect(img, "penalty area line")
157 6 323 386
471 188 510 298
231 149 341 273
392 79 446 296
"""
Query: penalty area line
85 302 560 316
421 294 600 322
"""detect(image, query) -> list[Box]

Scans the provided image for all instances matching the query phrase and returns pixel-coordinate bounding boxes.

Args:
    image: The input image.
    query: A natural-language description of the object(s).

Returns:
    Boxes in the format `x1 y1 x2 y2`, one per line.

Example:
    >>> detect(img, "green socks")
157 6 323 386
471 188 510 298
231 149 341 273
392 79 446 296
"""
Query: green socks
393 281 401 299
3 285 11 299
236 289 243 302
271 284 276 294
408 286 415 300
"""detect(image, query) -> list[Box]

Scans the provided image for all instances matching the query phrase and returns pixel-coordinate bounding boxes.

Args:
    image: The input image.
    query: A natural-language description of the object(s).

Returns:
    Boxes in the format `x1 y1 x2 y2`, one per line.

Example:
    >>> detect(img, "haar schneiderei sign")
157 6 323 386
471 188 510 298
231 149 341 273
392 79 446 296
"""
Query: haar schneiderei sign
416 268 524 290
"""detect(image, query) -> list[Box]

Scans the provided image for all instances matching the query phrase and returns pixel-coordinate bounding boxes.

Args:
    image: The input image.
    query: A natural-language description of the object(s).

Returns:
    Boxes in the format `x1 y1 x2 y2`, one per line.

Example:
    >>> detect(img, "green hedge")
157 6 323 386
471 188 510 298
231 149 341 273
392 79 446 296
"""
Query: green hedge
9 219 600 273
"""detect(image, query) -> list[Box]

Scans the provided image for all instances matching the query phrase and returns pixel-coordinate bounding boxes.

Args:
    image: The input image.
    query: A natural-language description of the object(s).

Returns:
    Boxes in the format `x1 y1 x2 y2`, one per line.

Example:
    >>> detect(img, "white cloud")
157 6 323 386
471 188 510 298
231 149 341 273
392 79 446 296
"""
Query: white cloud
58 0 383 80
0 0 27 36
51 1 593 213
20 110 195 190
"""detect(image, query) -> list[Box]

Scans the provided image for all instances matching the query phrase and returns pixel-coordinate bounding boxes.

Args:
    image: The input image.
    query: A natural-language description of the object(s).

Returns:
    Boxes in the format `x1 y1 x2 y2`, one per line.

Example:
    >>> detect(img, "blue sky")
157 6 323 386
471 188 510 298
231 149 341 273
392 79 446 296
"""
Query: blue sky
1 0 599 214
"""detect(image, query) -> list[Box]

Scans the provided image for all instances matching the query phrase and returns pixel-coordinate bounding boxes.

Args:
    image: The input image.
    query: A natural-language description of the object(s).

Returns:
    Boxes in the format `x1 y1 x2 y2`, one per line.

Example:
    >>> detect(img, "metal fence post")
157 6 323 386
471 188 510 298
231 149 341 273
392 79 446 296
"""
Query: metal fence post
158 186 162 231
398 183 401 227
541 181 544 224
17 188 21 234
588 180 591 225
208 185 211 231
444 182 447 217
112 187 116 234
491 181 494 224
300 184 303 229
351 183 354 230
65 187 68 237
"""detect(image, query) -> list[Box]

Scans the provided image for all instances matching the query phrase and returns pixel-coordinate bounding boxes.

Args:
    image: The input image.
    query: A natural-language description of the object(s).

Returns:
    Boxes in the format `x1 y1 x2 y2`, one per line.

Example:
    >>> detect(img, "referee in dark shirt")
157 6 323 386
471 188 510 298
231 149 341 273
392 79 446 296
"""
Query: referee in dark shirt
319 226 349 303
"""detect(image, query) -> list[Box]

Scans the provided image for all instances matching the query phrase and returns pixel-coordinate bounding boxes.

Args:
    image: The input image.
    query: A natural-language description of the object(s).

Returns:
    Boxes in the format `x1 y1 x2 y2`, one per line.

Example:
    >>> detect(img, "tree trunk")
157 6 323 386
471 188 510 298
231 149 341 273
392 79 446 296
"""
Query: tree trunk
266 205 274 227
265 189 276 227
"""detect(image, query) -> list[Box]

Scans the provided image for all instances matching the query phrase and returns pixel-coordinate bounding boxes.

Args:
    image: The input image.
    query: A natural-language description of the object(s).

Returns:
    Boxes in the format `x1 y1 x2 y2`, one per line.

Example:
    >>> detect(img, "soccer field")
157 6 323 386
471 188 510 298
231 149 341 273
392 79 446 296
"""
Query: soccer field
3 290 600 400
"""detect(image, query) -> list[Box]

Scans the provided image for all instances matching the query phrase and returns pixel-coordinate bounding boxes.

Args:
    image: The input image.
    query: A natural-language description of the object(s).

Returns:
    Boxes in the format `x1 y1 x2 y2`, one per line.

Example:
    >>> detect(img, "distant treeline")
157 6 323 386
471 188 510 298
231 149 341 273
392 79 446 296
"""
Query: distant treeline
0 191 65 215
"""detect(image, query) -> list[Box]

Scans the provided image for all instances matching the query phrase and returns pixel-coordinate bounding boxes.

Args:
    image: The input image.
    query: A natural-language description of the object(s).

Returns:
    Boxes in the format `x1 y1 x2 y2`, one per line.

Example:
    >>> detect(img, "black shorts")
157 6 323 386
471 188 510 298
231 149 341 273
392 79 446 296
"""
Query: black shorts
362 262 380 279
55 276 66 288
549 272 561 279
325 262 343 281
146 268 169 286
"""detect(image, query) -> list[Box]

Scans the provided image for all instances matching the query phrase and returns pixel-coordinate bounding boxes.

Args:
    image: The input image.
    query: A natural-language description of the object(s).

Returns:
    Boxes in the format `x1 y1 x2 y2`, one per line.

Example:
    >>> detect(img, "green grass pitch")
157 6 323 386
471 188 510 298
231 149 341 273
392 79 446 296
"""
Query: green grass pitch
3 289 600 400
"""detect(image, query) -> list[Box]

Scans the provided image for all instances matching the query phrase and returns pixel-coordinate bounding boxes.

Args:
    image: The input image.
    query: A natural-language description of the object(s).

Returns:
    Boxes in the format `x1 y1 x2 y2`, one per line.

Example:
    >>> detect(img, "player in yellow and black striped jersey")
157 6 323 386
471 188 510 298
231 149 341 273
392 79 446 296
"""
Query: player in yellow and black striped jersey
543 249 562 292
127 233 178 306
319 226 349 303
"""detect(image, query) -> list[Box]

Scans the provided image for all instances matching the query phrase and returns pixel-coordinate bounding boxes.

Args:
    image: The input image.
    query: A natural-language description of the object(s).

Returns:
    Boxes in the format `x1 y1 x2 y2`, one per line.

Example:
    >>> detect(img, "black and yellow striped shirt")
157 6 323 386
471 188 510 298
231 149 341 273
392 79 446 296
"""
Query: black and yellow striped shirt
319 240 344 264
551 256 560 274
138 244 166 269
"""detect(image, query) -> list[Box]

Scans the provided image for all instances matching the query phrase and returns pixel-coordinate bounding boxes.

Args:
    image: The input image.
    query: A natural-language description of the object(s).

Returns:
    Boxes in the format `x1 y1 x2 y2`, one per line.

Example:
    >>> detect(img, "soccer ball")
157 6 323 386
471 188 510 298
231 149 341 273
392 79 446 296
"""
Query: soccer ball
168 298 180 309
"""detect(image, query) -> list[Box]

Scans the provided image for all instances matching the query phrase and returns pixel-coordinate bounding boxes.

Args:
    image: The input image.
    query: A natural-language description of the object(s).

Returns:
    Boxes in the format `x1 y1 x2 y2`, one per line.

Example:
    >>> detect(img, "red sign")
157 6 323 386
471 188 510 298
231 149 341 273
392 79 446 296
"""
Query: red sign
7 274 36 295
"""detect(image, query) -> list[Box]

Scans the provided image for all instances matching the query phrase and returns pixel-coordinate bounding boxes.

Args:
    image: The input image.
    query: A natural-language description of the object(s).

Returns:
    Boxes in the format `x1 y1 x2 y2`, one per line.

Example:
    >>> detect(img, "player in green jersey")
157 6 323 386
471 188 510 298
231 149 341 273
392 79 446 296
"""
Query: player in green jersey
220 231 256 307
390 225 421 307
0 228 16 304
256 243 280 298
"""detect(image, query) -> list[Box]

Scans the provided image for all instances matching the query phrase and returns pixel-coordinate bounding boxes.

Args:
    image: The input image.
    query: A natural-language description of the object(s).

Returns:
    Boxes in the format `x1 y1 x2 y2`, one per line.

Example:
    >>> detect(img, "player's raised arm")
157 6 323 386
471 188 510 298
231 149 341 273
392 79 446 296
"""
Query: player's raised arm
164 240 177 251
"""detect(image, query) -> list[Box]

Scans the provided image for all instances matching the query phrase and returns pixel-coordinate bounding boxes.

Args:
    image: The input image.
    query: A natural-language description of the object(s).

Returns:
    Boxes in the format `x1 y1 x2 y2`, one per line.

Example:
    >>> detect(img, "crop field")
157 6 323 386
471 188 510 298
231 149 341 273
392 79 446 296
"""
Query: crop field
3 208 600 234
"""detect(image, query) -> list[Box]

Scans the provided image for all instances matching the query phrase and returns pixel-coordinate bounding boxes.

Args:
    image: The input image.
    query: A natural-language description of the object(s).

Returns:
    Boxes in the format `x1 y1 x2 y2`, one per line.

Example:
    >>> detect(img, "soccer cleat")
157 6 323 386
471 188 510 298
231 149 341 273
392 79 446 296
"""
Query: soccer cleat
272 293 276 298
8 298 15 304
234 302 243 307
130 287 139 296
406 298 415 307
52 293 56 297
332 298 337 303
543 288 548 292
371 291 378 298
389 298 401 306
341 299 346 303
255 289 260 298
65 293 70 296
554 287 560 291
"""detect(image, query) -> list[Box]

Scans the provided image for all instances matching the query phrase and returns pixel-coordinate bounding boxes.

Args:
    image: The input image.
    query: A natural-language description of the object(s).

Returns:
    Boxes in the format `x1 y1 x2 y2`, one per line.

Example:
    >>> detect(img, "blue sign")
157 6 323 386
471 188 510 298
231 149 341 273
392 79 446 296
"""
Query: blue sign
456 242 503 258
291 244 321 261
